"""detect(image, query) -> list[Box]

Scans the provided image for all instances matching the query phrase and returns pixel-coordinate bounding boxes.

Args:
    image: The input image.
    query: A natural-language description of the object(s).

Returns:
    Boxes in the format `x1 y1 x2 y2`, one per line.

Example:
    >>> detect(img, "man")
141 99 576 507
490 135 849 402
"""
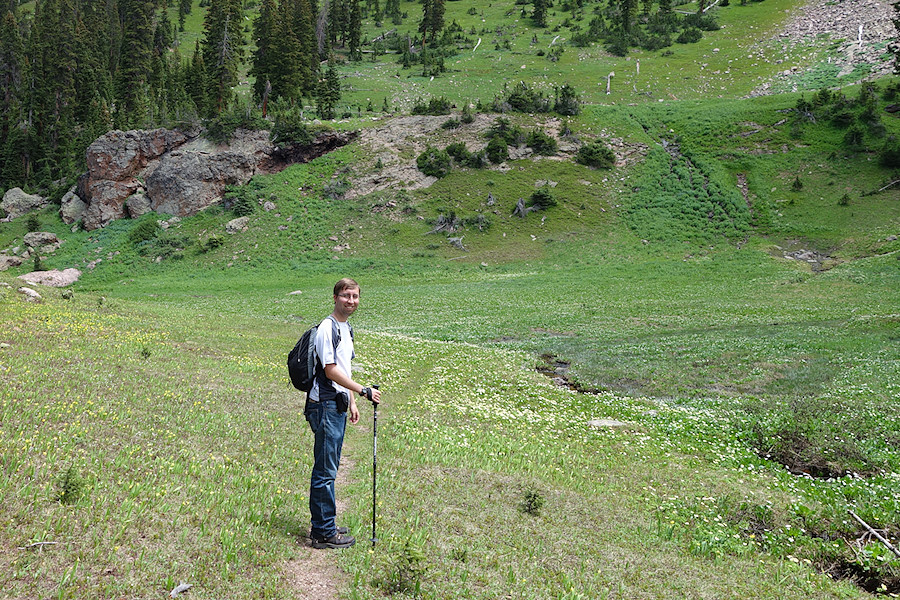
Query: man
306 278 381 549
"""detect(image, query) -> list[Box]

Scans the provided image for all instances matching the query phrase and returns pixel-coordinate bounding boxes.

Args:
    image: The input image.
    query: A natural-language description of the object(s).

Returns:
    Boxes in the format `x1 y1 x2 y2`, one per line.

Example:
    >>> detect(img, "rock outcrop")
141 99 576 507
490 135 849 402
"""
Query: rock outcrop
19 268 81 287
1 188 47 220
23 232 61 253
59 187 87 225
78 127 358 230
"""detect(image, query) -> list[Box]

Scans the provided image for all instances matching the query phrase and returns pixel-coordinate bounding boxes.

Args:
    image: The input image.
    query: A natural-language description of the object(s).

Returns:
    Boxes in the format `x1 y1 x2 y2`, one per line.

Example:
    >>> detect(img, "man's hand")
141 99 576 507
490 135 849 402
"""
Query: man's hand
360 386 381 404
349 400 360 424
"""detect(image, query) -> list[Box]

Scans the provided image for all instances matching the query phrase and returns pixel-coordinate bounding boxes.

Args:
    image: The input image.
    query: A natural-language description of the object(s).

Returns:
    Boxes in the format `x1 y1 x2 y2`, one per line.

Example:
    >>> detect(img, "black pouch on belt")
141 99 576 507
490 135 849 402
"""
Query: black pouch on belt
335 391 350 413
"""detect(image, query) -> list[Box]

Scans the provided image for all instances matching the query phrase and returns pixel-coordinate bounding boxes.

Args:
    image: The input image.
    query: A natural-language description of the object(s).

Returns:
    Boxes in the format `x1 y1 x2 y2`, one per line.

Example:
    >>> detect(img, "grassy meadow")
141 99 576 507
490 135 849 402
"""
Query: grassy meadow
2 0 900 598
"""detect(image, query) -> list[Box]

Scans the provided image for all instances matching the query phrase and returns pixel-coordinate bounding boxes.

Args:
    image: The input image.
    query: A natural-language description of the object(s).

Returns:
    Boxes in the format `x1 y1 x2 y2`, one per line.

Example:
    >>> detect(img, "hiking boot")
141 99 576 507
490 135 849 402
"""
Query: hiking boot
311 532 356 549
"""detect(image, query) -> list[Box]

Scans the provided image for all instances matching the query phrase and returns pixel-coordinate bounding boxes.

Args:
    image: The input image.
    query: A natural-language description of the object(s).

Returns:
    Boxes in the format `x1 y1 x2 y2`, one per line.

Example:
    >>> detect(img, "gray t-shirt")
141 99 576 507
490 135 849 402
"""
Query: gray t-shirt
308 316 353 401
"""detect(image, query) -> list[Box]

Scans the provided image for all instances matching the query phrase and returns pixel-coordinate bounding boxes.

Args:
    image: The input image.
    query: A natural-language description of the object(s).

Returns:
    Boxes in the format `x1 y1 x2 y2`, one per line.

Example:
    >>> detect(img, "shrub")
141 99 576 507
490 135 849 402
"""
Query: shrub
526 129 558 155
323 176 350 199
676 28 702 44
270 108 313 149
417 146 452 178
576 140 615 168
554 84 580 116
54 466 83 505
492 81 552 113
486 136 509 163
205 105 268 144
441 118 461 130
201 235 225 252
530 186 557 209
791 176 803 192
460 103 475 124
225 185 256 216
879 136 900 167
412 96 452 116
25 213 40 232
128 218 161 246
487 118 525 146
520 489 546 515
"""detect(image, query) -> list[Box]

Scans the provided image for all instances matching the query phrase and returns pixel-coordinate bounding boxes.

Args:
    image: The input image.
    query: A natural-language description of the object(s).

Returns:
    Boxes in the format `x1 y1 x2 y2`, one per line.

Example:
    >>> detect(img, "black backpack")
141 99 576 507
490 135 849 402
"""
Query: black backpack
287 316 352 392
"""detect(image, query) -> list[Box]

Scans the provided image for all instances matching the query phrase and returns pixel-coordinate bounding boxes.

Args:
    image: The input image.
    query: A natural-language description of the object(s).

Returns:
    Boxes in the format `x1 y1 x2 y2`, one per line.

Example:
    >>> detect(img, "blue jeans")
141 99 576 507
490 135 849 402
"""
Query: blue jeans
305 399 346 539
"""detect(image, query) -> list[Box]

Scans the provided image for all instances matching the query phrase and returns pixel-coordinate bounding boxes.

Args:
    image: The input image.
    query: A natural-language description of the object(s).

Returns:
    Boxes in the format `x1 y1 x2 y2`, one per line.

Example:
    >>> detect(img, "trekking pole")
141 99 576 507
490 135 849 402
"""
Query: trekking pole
370 385 380 548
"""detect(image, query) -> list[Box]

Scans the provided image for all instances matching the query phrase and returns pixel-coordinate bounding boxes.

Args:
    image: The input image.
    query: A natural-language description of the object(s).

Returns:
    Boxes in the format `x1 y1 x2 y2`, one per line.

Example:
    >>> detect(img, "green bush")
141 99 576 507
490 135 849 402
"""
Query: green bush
486 136 509 163
225 185 257 216
128 218 161 246
530 186 557 209
526 129 558 155
417 146 452 178
554 84 580 116
205 105 268 144
576 140 615 169
411 96 452 116
676 28 702 44
878 136 900 167
487 118 525 146
271 108 313 149
25 213 40 232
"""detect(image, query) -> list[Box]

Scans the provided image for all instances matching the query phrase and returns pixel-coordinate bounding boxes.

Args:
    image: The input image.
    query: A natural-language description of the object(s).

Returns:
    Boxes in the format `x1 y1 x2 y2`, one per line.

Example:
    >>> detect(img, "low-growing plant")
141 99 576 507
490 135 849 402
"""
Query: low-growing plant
128 218 161 246
520 488 546 515
576 140 615 169
205 104 268 144
412 96 452 116
486 136 509 163
54 465 83 505
791 176 804 192
530 186 557 209
270 108 313 149
526 129 558 155
25 213 40 233
323 176 351 199
417 146 452 178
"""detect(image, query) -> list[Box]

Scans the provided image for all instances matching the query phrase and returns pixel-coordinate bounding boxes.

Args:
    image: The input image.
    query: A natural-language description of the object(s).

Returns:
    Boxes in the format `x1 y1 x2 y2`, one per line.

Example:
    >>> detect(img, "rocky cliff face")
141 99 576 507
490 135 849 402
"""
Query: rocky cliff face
76 127 357 230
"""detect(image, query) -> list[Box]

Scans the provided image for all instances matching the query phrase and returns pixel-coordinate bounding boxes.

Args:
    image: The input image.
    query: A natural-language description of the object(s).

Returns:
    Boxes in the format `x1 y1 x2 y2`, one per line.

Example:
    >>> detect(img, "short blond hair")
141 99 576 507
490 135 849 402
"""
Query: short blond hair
333 278 360 296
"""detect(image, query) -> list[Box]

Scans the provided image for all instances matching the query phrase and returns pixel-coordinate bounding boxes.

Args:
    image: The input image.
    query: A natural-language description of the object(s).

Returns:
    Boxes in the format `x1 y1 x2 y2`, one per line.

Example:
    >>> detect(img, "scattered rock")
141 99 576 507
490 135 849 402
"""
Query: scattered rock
1 188 48 220
126 191 152 218
17 286 42 302
288 290 303 295
0 255 24 271
18 268 82 287
226 216 250 234
263 201 277 211
59 187 87 225
23 232 60 253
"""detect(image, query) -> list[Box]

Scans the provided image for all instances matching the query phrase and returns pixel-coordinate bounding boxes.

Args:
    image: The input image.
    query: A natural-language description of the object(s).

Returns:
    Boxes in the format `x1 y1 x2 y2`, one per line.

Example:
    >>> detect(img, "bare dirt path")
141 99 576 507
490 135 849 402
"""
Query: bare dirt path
282 456 354 600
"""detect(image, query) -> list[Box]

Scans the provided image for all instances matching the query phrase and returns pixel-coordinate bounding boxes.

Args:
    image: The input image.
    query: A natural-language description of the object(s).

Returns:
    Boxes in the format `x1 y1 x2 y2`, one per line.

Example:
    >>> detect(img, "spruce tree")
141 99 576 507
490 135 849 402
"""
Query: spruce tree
316 60 340 119
118 0 156 124
250 0 278 101
532 0 548 27
201 0 245 115
348 0 362 60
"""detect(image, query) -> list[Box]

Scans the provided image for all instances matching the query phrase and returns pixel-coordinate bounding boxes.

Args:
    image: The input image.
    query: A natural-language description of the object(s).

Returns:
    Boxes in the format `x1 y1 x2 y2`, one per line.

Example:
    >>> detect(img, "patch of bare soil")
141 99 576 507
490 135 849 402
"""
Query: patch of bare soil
750 0 894 96
282 456 354 600
347 113 647 200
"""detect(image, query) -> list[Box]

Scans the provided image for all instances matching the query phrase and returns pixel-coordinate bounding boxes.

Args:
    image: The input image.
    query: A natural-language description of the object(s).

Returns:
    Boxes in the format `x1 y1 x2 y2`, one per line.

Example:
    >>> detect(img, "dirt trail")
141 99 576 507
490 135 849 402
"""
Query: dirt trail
282 456 354 600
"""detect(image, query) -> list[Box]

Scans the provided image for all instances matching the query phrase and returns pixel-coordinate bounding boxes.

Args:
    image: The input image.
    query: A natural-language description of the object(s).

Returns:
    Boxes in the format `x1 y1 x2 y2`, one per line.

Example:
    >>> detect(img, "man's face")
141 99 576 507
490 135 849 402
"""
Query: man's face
334 286 360 318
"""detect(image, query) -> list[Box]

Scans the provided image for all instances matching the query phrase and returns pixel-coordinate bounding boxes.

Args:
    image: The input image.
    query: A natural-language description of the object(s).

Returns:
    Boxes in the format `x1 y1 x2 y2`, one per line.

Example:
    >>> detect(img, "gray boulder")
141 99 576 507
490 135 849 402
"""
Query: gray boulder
1 188 47 220
0 255 24 271
23 232 61 253
226 216 250 234
126 191 152 218
146 130 270 217
59 187 87 225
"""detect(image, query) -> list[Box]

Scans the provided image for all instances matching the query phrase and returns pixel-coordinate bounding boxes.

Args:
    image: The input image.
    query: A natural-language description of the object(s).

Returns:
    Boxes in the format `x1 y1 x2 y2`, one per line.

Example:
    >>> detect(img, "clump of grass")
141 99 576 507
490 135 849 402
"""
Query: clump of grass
55 466 83 505
520 488 546 516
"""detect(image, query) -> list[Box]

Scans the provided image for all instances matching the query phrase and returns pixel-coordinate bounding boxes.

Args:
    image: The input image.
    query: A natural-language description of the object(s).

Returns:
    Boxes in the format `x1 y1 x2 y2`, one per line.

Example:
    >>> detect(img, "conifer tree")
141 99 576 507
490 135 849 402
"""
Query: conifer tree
532 0 548 27
0 9 22 143
178 0 192 30
419 0 444 47
316 60 340 119
348 0 362 60
118 0 156 124
250 0 278 101
201 0 245 114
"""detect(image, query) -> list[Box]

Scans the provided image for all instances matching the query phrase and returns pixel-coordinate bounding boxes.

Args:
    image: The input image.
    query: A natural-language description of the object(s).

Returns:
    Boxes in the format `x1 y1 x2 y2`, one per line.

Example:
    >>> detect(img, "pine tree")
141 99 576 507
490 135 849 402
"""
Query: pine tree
0 8 23 187
178 0 191 30
348 0 361 60
532 0 548 27
250 0 278 101
419 0 443 47
201 0 245 114
118 0 156 124
620 0 636 33
316 60 340 119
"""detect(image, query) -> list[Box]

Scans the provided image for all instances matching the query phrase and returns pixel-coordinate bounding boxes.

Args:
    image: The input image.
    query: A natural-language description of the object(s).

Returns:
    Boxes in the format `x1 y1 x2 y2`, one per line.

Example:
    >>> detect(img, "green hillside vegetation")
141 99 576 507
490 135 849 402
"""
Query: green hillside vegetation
1 0 899 598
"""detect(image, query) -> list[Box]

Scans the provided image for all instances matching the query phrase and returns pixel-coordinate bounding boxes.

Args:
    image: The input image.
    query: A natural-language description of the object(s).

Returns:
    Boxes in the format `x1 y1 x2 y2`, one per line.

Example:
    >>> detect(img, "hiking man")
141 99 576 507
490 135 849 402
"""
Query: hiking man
306 278 381 549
